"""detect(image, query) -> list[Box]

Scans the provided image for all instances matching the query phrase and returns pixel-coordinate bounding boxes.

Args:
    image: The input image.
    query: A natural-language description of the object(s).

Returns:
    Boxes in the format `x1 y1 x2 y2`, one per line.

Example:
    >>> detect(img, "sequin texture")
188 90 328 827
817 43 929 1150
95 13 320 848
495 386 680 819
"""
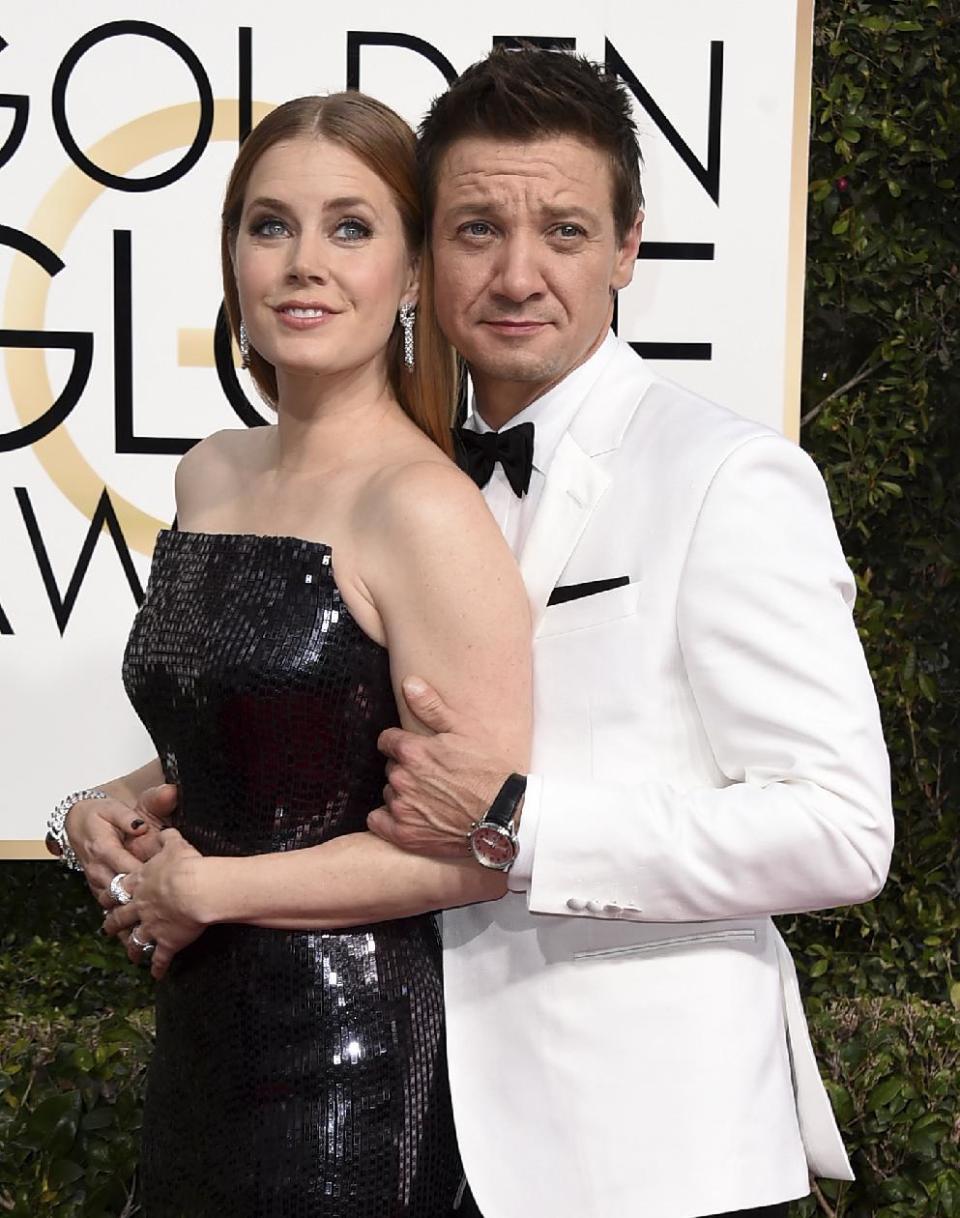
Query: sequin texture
122 530 460 1217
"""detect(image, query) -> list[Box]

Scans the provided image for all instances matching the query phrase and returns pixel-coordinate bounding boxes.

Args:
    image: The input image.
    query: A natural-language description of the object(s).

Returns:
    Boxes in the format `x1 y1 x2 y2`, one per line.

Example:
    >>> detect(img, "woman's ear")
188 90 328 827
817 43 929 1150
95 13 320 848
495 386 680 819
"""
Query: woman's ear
403 252 421 310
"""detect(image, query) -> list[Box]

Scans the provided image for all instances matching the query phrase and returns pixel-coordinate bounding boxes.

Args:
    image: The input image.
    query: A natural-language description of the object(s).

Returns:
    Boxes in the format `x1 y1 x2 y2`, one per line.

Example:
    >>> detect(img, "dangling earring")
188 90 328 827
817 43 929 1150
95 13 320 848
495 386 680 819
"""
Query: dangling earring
399 302 415 371
239 320 250 370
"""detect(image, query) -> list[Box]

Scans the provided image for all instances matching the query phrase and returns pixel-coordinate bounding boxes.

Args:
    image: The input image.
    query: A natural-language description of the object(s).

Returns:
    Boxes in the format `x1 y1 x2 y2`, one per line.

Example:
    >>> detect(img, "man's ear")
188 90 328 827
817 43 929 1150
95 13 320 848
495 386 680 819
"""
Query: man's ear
611 209 644 292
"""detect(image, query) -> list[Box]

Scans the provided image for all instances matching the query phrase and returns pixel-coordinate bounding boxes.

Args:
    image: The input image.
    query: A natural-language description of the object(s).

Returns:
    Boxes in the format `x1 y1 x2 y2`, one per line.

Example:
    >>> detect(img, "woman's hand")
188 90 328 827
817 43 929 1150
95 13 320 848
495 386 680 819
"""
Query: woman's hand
66 784 178 901
101 828 206 980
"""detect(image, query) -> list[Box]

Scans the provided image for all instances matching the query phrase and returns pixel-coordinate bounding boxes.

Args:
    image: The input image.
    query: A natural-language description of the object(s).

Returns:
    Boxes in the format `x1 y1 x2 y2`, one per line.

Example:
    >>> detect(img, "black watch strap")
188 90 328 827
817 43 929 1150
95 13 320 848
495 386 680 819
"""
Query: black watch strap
483 773 527 829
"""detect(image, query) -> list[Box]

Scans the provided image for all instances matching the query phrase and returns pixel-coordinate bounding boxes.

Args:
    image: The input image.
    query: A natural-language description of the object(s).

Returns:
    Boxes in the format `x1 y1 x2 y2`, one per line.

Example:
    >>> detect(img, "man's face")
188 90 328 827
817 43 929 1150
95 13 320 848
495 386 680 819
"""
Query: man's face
431 135 641 419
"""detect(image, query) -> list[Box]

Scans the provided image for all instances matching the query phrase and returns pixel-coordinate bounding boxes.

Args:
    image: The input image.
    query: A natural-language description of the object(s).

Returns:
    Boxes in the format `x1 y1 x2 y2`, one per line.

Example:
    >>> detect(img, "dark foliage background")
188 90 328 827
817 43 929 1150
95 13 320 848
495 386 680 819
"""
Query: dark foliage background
2 1 958 1213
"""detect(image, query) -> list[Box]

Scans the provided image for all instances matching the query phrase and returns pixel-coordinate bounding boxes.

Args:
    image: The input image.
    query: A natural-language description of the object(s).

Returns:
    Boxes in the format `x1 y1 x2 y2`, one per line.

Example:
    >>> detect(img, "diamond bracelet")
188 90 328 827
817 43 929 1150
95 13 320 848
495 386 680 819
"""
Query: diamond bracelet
46 789 108 871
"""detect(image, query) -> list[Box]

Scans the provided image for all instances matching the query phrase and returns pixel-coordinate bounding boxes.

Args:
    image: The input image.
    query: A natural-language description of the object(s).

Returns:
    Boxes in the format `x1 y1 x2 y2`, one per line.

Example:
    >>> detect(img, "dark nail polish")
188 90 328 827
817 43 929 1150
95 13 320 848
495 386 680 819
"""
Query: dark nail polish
130 819 145 830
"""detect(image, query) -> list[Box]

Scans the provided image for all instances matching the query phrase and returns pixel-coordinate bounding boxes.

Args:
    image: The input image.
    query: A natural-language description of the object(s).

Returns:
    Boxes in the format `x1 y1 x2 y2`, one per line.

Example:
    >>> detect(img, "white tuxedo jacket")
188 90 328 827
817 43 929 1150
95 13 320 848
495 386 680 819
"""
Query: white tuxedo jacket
443 340 893 1218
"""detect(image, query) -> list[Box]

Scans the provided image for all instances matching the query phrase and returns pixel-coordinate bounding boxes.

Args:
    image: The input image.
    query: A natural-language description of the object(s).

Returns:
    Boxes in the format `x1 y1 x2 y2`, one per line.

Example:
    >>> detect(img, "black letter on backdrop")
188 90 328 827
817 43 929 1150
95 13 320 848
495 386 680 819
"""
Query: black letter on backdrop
238 27 252 145
52 21 214 192
0 226 93 451
491 37 575 49
0 600 12 635
15 486 144 635
606 38 723 205
625 242 714 360
605 40 722 362
346 33 457 90
113 230 200 454
0 35 29 170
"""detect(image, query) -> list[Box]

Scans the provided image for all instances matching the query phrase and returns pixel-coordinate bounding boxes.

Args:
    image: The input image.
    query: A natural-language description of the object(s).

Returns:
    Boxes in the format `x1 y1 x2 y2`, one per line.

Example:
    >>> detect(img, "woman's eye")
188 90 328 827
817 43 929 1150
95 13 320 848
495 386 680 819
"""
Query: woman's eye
253 217 288 238
336 218 371 240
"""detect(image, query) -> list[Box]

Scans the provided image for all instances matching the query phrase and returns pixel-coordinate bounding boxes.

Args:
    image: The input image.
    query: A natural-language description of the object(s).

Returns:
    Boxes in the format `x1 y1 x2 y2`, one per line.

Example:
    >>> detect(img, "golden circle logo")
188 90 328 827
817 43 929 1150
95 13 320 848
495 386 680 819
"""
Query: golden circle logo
3 98 272 556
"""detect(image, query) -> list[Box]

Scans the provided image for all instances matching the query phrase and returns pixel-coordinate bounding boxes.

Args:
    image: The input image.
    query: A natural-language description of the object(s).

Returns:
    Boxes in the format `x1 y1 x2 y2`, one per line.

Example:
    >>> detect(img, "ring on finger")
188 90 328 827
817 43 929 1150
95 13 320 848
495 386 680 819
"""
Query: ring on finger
109 873 132 905
130 926 156 957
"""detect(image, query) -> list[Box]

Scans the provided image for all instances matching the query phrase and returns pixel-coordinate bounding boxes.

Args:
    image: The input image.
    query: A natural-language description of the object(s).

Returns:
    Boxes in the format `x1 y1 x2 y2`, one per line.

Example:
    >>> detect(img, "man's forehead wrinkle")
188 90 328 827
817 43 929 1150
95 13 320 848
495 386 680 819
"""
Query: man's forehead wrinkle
446 159 593 187
444 171 597 212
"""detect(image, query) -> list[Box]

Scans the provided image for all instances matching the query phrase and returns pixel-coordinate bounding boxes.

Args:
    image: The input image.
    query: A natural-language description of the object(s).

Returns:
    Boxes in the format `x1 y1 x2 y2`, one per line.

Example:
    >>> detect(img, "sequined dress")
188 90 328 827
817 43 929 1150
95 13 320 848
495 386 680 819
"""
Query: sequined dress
122 529 461 1217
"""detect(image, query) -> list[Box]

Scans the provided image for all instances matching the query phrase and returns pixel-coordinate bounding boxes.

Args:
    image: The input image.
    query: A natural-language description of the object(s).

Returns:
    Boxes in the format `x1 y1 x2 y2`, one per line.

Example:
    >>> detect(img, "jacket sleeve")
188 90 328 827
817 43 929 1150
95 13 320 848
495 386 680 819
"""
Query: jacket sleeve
521 434 893 922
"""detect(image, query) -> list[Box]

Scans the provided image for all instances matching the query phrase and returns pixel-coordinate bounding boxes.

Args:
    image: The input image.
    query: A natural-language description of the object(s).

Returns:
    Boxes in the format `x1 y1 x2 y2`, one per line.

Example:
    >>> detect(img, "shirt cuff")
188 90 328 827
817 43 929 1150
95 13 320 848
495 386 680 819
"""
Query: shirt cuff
507 774 542 892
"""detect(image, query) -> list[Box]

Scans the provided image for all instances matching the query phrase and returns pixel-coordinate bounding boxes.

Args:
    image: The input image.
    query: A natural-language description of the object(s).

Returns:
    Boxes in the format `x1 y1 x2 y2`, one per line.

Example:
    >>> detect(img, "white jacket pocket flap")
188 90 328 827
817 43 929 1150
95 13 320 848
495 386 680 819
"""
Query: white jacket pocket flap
538 579 641 638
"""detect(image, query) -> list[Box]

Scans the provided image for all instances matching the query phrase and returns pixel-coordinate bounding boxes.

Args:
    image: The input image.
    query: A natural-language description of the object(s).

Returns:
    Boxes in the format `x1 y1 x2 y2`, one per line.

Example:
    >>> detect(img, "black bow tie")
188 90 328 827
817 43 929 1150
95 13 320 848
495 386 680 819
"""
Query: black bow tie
457 422 535 498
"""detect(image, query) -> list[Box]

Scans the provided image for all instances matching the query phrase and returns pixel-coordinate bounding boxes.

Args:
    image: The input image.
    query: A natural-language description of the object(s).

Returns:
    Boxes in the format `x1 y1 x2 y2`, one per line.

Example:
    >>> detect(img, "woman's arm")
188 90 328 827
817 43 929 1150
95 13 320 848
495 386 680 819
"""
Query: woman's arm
106 461 532 966
195 459 532 923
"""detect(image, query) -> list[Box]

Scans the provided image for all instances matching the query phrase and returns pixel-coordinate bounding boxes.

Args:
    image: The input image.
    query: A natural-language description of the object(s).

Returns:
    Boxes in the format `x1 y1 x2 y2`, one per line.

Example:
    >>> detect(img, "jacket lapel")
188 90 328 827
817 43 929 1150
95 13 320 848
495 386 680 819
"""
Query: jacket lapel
518 433 610 634
517 338 656 633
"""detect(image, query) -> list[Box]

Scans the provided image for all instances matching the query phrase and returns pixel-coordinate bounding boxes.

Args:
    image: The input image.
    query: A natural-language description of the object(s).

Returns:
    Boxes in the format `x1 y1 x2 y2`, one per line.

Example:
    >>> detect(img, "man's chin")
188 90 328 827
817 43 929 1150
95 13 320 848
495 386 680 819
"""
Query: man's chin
467 347 567 387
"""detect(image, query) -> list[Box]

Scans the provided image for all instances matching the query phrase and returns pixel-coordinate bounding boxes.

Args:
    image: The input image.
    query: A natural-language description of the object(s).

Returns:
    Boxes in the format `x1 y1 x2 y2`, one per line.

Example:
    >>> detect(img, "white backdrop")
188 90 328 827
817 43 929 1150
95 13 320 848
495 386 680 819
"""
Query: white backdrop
0 1 814 850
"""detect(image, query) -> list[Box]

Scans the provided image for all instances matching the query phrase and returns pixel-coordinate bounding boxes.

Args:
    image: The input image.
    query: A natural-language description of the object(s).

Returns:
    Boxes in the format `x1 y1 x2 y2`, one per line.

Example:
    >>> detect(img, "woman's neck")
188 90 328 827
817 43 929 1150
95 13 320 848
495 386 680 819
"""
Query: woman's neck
271 360 402 475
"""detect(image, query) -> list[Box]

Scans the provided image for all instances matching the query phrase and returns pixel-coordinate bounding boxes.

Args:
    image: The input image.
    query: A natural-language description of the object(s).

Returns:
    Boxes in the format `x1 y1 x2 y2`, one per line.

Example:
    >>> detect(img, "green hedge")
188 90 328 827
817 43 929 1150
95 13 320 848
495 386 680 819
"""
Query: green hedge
2 0 958 1213
788 0 960 1012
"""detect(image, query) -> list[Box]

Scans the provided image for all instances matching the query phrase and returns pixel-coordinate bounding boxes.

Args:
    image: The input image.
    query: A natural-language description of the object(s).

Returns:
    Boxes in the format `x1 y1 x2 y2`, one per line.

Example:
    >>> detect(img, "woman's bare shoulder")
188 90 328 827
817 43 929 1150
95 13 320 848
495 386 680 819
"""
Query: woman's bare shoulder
175 427 271 518
361 455 490 538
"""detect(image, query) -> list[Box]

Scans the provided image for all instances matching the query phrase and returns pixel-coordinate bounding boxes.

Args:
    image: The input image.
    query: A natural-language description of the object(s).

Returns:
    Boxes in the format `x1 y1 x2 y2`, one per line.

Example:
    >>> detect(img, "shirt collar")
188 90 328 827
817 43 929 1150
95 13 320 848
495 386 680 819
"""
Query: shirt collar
464 329 619 474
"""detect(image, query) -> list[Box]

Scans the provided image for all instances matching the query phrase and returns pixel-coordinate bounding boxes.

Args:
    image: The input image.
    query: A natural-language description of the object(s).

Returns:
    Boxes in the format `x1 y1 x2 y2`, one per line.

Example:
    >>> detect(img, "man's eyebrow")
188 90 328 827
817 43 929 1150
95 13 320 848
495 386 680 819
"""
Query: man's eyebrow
440 200 600 225
442 200 507 220
539 204 599 225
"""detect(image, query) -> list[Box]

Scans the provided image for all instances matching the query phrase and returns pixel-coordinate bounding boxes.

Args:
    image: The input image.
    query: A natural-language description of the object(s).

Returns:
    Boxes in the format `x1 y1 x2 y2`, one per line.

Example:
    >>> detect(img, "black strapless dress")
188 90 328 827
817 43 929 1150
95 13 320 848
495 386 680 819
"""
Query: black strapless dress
122 530 461 1217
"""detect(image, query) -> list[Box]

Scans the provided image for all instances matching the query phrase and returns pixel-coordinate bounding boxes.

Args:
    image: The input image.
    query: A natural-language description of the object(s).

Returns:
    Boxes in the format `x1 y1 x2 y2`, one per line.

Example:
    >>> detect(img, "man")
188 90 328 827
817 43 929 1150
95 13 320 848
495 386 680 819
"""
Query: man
365 46 893 1218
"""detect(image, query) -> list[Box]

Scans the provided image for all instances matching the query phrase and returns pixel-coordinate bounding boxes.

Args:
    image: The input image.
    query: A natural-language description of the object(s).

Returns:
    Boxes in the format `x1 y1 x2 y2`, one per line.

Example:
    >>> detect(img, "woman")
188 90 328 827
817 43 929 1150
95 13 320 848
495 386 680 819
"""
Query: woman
58 93 531 1217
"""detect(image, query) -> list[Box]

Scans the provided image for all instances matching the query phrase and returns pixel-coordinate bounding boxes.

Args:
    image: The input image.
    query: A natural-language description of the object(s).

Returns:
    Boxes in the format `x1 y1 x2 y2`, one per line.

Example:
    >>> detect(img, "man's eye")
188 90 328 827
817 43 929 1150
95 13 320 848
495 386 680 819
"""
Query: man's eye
252 217 288 238
336 218 371 240
462 221 493 238
555 224 585 239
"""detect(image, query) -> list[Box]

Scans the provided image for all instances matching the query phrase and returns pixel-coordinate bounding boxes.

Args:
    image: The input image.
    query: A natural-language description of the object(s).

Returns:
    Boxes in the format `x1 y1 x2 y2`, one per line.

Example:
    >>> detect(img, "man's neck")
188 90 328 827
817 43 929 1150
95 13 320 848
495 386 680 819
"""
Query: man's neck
471 325 611 431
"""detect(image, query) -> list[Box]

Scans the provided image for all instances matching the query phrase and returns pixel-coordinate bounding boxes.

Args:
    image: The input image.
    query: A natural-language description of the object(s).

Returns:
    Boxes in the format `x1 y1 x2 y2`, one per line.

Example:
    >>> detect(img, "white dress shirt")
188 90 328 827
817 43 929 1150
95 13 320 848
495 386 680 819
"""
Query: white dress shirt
462 330 620 888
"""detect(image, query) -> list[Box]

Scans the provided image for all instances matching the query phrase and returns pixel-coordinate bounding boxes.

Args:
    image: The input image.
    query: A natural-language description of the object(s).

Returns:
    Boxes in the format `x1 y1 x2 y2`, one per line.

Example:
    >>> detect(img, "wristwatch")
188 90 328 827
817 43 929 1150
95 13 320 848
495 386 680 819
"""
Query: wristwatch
467 773 527 871
46 788 107 870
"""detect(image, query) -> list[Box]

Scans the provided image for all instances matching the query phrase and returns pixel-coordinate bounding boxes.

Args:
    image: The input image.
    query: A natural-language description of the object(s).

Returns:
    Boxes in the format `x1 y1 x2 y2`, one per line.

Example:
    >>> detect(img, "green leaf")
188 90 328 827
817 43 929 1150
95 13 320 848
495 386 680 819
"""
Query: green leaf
46 1159 84 1188
71 1046 94 1072
869 1075 905 1111
80 1107 115 1132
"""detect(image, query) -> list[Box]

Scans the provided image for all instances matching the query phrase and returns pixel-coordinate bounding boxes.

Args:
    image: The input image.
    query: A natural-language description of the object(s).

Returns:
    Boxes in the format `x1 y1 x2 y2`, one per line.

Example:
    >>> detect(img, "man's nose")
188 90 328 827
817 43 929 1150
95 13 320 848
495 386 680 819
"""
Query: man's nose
491 235 546 303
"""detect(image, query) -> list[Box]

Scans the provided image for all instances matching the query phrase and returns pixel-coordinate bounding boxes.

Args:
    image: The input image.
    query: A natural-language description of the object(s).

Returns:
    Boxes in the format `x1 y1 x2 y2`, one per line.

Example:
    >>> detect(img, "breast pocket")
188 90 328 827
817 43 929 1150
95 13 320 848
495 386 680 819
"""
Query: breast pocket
537 579 641 638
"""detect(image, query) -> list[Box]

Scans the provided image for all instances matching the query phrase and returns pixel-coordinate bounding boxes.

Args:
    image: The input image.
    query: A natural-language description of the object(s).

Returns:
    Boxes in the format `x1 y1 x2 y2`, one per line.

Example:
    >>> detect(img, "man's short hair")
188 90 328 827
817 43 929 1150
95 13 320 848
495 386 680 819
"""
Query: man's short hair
418 45 643 242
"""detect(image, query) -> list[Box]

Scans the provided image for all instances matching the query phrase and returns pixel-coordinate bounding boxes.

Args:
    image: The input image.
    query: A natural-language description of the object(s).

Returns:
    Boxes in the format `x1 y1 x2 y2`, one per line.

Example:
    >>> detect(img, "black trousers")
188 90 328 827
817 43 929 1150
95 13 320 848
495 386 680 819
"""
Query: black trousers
456 1182 791 1218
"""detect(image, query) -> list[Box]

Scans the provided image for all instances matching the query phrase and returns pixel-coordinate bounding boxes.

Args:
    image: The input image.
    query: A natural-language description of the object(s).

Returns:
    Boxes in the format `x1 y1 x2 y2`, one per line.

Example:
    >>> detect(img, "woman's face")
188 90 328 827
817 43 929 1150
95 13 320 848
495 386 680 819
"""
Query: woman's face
233 135 418 390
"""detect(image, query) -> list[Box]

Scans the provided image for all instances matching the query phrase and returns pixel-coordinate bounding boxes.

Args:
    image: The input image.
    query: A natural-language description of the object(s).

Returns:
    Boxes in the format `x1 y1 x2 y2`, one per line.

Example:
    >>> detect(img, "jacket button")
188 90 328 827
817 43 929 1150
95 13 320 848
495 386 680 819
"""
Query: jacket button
585 900 605 913
566 897 586 912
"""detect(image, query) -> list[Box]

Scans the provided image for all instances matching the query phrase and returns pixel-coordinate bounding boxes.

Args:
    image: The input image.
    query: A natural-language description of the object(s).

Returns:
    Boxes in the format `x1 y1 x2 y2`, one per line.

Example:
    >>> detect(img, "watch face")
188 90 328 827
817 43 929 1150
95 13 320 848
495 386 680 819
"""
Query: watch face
471 824 517 869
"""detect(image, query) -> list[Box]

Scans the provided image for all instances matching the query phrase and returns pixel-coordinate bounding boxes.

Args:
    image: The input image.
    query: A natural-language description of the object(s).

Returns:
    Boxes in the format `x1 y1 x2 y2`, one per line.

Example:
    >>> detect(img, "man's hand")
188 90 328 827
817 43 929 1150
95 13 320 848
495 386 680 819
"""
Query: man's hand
66 784 178 903
101 828 205 981
368 677 516 858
